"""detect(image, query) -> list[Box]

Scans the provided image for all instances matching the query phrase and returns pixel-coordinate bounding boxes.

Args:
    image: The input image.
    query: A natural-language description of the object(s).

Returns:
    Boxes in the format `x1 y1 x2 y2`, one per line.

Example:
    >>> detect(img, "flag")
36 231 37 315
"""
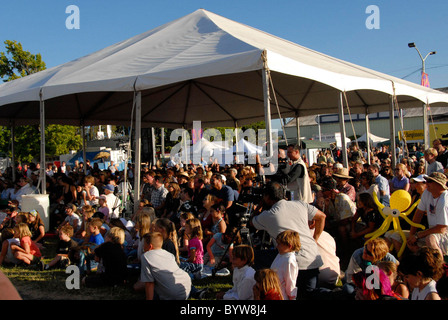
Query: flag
421 72 430 87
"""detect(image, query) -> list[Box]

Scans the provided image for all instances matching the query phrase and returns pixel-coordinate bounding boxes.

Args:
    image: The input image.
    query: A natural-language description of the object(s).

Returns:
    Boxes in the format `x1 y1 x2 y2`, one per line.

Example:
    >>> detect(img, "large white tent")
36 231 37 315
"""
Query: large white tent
1 9 448 212
1 9 448 128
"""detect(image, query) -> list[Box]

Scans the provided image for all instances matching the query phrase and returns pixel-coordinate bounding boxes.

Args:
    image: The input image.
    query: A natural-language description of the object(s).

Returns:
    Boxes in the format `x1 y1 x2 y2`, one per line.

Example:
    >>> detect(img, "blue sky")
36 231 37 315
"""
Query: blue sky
1 1 447 116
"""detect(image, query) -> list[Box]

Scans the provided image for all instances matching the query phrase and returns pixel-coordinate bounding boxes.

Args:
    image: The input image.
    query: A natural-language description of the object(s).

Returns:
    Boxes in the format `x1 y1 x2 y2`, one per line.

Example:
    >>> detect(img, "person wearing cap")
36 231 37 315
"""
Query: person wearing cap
405 172 448 257
333 168 356 202
368 163 390 207
103 184 121 219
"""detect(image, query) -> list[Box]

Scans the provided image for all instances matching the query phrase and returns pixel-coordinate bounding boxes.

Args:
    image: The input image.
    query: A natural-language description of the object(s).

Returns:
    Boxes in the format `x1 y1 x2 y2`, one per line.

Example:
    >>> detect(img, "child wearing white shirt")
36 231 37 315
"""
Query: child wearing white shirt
216 244 256 300
270 230 301 300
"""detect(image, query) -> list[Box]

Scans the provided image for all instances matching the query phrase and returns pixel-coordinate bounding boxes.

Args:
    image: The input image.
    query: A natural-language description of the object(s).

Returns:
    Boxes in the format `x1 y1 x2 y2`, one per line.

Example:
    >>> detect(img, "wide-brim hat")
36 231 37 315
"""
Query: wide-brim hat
332 168 353 179
424 172 448 189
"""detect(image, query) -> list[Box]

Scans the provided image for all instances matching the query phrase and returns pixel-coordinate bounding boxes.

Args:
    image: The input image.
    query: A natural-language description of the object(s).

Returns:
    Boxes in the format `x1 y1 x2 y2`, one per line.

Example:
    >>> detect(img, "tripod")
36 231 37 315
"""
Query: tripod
212 203 254 277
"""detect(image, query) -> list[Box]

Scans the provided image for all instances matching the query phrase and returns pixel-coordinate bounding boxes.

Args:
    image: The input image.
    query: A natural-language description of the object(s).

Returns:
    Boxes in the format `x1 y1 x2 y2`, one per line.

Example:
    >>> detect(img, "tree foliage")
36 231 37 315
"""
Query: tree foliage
0 40 82 163
0 40 46 82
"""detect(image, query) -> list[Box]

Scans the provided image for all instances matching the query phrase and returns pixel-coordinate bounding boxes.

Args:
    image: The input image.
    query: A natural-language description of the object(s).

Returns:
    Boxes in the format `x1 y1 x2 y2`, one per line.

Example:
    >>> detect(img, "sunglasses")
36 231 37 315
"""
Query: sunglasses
364 246 374 257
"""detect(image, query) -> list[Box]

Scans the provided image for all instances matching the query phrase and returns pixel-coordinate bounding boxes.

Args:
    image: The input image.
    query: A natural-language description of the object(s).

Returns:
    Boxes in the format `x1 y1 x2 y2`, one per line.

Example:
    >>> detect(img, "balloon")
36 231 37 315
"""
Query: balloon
365 190 426 257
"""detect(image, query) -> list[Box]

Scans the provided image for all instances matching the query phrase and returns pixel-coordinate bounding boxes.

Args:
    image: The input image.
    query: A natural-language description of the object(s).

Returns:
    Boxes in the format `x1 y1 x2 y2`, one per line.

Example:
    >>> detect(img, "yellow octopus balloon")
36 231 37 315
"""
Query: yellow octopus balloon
365 190 426 257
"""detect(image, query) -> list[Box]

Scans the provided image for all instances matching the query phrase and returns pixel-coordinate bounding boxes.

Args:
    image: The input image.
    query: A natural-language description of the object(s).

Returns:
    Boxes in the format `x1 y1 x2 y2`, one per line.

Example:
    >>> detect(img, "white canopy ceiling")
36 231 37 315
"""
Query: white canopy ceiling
1 9 448 128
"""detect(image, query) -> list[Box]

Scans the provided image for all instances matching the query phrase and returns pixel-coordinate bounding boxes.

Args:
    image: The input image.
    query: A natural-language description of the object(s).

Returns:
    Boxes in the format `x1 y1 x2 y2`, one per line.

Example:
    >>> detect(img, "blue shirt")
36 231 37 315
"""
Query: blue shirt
375 174 390 206
89 233 105 246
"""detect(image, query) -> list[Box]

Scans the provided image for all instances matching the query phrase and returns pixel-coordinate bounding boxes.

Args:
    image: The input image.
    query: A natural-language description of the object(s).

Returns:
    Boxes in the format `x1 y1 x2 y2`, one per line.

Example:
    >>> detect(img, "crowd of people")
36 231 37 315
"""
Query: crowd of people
0 139 448 301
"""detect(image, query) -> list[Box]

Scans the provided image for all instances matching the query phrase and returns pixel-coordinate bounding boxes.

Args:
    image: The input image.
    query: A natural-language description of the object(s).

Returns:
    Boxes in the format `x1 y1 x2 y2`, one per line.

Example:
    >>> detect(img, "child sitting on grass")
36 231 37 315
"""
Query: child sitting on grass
216 244 256 300
179 218 204 278
83 227 128 288
0 228 20 266
140 232 192 300
39 224 78 271
10 223 42 266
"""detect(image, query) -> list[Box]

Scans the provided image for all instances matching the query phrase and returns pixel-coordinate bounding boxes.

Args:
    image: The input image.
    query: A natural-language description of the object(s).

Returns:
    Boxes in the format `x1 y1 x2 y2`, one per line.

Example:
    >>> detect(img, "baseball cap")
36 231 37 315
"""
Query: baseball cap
104 184 115 192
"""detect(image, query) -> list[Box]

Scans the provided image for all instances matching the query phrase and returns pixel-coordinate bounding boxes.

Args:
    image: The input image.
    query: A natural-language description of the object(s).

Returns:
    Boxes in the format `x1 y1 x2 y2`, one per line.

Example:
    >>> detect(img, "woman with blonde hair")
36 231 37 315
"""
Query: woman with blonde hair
390 163 410 193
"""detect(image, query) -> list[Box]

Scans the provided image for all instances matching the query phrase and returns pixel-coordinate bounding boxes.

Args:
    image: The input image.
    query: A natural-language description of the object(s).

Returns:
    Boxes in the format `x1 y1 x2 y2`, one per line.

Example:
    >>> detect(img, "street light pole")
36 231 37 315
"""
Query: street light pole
408 42 436 149
408 42 436 75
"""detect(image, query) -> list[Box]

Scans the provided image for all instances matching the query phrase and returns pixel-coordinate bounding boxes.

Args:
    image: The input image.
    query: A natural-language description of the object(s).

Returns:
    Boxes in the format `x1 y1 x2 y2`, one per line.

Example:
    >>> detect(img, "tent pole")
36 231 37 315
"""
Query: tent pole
133 91 142 216
161 128 165 165
81 122 87 175
295 114 300 148
234 120 239 164
338 92 348 168
10 120 16 182
390 96 397 167
365 110 371 164
151 127 156 167
423 103 429 149
39 90 46 195
262 65 273 158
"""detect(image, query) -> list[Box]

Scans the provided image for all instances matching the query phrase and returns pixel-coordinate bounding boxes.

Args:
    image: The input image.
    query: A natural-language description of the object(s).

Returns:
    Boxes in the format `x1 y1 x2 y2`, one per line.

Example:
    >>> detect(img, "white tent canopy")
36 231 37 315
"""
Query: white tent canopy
357 133 389 146
0 9 448 128
2 9 448 211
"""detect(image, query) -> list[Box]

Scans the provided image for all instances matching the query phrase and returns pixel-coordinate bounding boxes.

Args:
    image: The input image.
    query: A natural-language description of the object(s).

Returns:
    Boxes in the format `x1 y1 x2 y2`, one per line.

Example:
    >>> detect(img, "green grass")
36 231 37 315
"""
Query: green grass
1 237 232 300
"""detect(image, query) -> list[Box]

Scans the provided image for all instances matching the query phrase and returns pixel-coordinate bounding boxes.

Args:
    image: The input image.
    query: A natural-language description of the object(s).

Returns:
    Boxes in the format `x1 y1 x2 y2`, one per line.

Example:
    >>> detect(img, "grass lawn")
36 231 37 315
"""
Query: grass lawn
1 237 232 300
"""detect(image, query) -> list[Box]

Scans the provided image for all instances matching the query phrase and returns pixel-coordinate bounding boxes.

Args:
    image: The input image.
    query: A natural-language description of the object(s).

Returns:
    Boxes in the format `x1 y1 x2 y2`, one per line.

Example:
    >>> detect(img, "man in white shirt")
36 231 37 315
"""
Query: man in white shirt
408 172 448 257
12 177 36 208
251 181 326 300
103 184 121 219
274 144 313 203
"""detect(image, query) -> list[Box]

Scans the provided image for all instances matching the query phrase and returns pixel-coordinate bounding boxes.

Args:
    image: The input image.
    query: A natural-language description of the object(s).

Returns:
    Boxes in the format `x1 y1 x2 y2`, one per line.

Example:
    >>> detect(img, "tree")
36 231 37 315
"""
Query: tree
0 40 46 81
0 40 82 163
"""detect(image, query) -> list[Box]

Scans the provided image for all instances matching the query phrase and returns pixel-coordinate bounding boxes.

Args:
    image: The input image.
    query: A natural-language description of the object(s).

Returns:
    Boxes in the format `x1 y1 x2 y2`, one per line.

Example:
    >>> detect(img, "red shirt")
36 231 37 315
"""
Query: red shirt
20 236 41 257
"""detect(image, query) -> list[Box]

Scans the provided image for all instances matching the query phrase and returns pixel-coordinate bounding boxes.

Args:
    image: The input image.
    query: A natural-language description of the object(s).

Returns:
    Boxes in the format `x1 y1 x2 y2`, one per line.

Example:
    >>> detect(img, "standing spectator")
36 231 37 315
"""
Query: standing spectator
275 144 313 203
368 163 390 206
433 139 448 168
151 175 168 217
424 148 444 175
270 230 301 300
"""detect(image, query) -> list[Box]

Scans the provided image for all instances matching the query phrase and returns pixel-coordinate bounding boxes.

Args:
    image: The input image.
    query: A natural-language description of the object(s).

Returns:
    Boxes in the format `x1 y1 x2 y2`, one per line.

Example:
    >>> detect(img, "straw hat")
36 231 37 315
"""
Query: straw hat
424 172 448 189
332 168 353 179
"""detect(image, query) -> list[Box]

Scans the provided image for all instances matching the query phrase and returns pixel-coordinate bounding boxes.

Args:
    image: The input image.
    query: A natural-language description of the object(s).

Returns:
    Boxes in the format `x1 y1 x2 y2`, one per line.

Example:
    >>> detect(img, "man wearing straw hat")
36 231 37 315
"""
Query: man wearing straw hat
332 167 356 202
407 172 448 257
